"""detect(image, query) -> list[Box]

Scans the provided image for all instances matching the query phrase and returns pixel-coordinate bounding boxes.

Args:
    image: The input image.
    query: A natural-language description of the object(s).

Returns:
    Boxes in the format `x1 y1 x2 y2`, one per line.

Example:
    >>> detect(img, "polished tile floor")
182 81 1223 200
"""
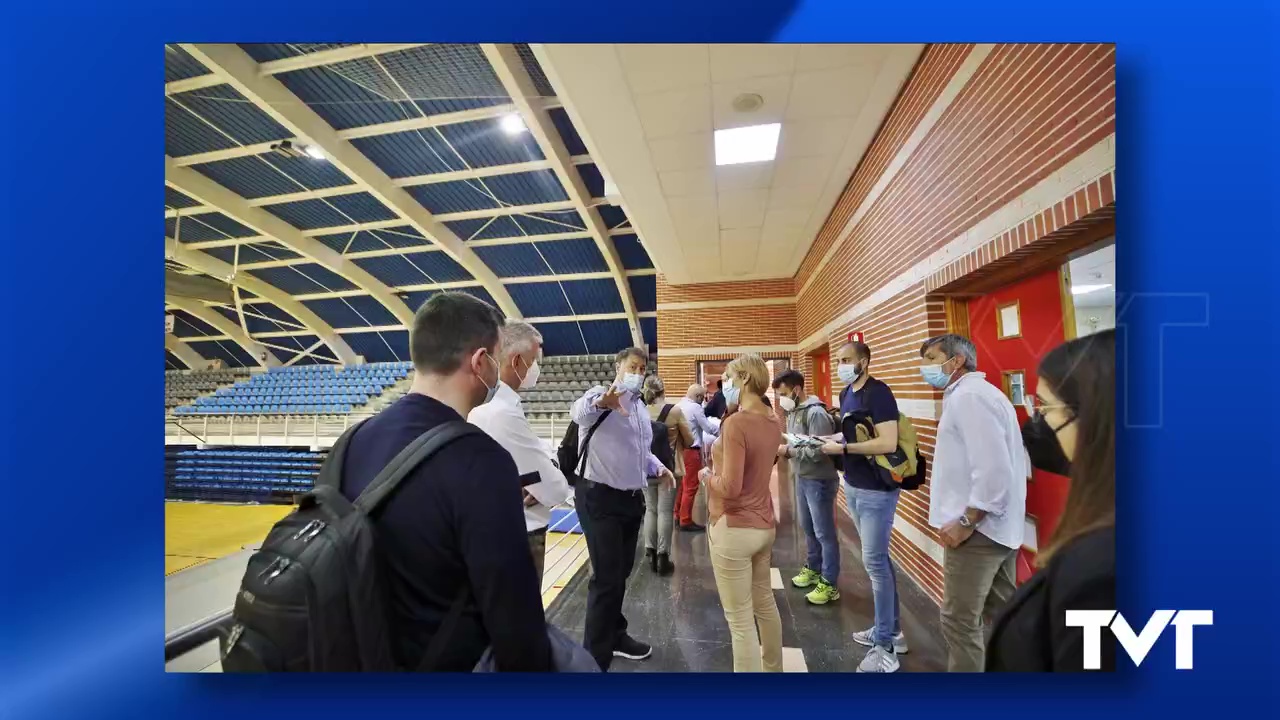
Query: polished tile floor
545 473 947 673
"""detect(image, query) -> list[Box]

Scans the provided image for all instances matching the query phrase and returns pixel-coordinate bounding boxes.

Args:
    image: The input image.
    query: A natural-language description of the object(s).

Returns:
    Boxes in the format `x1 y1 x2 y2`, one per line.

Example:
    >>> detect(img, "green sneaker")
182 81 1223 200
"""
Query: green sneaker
791 566 821 589
805 579 841 605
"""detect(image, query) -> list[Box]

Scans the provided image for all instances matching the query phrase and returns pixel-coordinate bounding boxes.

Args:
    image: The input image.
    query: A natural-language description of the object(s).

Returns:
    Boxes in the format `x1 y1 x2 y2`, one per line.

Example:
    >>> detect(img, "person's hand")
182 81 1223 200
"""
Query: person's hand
522 490 539 508
776 444 789 459
698 466 712 484
820 442 845 455
594 385 629 416
658 467 676 489
938 520 974 548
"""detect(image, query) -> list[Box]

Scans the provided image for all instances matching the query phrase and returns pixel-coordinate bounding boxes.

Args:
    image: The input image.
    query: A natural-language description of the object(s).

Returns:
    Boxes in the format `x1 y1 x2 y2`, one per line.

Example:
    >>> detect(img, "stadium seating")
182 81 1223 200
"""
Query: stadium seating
165 368 249 412
172 361 412 416
165 447 325 504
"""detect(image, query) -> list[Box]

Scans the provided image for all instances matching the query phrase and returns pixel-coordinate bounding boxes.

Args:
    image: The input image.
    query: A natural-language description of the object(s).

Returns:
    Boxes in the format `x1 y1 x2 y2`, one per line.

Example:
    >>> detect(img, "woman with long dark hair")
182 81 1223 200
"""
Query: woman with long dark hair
986 329 1116 671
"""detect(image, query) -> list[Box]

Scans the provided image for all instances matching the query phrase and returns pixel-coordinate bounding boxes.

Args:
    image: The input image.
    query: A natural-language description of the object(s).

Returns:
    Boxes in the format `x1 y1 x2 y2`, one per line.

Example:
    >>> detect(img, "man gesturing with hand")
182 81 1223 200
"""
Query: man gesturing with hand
570 347 673 671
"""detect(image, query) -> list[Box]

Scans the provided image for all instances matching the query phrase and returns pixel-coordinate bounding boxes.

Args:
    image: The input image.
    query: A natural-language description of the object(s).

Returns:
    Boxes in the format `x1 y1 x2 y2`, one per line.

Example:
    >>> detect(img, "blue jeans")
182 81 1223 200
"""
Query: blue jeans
795 477 840 583
848 485 902 647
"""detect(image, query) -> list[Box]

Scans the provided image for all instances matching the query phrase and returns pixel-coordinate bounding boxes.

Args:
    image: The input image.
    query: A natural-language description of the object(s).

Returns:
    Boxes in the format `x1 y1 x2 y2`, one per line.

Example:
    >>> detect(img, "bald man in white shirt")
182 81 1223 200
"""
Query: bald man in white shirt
469 321 571 581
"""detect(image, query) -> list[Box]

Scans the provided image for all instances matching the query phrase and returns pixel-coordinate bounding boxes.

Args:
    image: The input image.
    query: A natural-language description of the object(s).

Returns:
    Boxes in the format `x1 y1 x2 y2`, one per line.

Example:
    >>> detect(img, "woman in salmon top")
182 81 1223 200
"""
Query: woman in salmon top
700 353 784 672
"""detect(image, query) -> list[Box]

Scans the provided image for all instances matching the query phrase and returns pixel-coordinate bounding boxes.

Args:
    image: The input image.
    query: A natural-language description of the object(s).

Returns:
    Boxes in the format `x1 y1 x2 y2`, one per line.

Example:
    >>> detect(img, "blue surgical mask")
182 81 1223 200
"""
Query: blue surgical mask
621 372 644 394
919 363 952 389
722 378 742 406
837 362 860 386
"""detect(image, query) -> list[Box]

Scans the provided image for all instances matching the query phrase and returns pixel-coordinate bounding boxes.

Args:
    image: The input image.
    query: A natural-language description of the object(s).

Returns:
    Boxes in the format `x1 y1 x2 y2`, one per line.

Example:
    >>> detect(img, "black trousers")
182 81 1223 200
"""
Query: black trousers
575 478 644 671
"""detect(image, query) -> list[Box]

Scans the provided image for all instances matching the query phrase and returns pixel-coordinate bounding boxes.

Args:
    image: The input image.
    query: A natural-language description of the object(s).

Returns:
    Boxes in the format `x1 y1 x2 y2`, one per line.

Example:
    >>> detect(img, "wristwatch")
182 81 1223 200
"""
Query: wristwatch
958 514 975 529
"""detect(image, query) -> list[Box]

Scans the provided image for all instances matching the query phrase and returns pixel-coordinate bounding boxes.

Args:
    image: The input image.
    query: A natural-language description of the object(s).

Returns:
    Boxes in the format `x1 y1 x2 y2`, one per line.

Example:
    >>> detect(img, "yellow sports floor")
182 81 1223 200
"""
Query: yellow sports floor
166 502 589 609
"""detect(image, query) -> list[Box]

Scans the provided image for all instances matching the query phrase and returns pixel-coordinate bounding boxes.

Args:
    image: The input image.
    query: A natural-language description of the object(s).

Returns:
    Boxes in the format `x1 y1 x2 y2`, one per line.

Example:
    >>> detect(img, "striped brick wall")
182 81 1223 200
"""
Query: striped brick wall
653 43 1116 604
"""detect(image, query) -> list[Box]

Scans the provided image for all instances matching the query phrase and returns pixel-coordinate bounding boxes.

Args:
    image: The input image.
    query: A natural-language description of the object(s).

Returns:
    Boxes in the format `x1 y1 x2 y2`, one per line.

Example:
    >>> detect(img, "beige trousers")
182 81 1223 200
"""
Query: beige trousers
708 517 783 672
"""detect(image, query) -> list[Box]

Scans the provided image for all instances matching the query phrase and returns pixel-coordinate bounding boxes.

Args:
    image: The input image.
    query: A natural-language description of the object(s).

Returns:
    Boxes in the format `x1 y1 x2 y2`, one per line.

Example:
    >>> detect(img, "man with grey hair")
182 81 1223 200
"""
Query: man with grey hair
468 320 571 580
919 333 1028 672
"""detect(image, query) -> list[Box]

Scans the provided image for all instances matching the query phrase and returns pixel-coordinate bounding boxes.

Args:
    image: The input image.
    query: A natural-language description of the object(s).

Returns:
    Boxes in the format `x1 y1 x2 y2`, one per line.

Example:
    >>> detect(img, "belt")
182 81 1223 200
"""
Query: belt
581 477 644 496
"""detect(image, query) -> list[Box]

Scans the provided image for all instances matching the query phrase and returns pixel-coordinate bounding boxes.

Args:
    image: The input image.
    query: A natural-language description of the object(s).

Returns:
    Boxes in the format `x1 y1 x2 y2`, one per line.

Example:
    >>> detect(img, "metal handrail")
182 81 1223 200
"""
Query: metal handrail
165 608 234 663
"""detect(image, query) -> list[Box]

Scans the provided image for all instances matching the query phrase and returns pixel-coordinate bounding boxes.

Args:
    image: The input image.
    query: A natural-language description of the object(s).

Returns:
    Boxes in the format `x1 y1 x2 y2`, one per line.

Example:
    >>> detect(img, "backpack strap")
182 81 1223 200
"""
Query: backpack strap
315 419 368 490
417 586 468 672
575 410 612 477
352 420 483 514
657 404 674 423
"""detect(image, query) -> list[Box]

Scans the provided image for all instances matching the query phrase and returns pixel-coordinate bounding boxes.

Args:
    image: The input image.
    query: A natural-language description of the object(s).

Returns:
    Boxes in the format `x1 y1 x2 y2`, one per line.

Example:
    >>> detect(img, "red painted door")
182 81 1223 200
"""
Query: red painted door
811 349 832 406
965 267 1071 584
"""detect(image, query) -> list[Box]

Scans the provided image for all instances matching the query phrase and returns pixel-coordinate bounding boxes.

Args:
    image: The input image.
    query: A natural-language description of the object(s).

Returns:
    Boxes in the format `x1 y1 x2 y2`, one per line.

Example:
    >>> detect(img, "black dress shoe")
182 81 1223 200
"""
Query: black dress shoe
679 522 706 533
656 552 675 576
646 547 657 572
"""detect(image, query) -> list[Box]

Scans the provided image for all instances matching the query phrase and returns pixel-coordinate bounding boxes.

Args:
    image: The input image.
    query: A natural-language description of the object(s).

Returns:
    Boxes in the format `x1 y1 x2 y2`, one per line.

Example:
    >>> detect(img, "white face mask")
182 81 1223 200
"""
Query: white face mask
517 356 540 390
778 395 796 413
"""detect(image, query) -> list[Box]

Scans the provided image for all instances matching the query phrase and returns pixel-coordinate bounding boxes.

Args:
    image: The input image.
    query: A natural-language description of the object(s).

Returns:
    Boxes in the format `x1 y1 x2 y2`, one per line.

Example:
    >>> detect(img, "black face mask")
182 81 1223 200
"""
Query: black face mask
1022 413 1072 476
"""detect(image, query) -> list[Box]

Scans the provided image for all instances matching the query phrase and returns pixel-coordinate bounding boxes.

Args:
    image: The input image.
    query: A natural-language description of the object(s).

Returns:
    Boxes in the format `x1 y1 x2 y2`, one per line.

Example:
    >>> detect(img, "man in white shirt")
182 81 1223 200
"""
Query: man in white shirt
676 384 719 531
468 320 571 581
919 333 1028 672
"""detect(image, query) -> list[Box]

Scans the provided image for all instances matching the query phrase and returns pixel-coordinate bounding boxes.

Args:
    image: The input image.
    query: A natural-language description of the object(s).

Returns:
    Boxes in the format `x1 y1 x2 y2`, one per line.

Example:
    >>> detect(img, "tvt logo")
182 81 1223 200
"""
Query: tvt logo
1065 610 1213 669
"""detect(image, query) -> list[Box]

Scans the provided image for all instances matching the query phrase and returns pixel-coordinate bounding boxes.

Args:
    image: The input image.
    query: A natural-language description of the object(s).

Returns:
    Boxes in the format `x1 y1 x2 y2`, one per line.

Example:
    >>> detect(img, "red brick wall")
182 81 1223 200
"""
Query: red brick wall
655 43 1116 603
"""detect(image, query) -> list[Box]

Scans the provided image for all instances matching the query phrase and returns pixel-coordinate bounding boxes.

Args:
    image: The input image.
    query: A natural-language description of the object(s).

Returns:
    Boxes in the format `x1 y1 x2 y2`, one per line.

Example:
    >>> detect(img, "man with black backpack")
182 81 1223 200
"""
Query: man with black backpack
820 341 908 673
335 293 553 671
568 347 674 671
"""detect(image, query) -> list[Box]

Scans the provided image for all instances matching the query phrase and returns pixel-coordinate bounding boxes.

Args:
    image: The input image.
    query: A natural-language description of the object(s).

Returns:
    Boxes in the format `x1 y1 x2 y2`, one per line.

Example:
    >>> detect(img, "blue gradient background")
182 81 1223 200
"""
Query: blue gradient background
0 1 1276 717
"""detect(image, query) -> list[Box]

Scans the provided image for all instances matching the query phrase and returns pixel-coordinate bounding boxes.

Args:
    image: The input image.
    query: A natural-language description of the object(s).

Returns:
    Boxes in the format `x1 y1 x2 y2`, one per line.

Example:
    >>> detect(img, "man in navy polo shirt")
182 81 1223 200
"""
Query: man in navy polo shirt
822 341 908 673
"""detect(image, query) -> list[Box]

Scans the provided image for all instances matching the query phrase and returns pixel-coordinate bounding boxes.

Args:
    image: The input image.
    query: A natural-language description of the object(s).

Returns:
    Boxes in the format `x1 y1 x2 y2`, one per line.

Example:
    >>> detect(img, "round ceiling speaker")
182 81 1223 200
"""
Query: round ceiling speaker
732 93 765 113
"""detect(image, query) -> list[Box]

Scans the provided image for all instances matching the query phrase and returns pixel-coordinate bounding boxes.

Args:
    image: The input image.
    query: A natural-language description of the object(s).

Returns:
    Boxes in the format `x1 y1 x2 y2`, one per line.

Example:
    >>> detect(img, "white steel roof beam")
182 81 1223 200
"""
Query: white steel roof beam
165 237 359 364
165 333 208 369
182 224 637 252
165 44 426 96
166 296 281 369
181 43 522 319
166 157 415 326
482 44 643 347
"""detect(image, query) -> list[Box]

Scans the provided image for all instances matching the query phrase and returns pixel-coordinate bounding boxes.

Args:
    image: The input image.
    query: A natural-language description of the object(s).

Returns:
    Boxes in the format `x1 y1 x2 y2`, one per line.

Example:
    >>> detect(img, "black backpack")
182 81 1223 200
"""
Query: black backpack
556 410 611 486
221 420 481 672
648 404 676 474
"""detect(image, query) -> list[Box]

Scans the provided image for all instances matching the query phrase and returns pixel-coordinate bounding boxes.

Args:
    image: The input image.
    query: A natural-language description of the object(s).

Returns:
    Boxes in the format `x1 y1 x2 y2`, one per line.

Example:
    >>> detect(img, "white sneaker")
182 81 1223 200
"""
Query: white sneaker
851 627 909 654
856 645 900 673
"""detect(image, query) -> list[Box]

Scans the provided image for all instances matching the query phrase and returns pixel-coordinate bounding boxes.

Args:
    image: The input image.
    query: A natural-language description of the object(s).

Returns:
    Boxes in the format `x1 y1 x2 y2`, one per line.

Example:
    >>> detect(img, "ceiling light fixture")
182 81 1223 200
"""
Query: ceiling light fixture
500 113 528 135
303 145 326 160
714 123 781 166
269 140 326 161
1071 283 1113 296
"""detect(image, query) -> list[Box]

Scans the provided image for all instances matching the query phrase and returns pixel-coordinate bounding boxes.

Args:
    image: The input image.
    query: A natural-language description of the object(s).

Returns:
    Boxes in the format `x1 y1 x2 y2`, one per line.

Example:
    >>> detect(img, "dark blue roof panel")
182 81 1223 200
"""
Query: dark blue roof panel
514 44 556 97
313 227 428 253
165 187 201 210
190 155 351 199
399 285 499 316
166 96 239 157
579 319 633 355
302 295 400 328
263 193 394 230
597 204 629 229
406 169 567 215
248 264 357 294
353 251 473 286
213 301 305 334
165 349 186 370
472 244 554 278
550 108 588 156
628 274 657 312
506 282 571 316
169 84 291 147
561 278 623 315
532 321 587 356
576 163 605 199
165 45 210 82
167 213 258 242
536 238 608 274
641 316 657 351
341 329 409 364
240 43 356 63
171 310 218 338
435 117 544 169
612 233 653 270
203 242 302 265
351 131 458 178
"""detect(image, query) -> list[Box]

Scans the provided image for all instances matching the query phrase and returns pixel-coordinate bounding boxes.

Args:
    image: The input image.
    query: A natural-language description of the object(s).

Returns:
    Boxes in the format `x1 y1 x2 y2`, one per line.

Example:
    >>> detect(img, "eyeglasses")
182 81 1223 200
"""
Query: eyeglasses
1023 395 1070 418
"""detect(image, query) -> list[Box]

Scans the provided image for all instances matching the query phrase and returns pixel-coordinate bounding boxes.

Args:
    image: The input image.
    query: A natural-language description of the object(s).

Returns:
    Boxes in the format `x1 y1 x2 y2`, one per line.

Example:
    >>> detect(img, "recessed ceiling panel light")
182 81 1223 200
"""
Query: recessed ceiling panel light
1071 283 1113 295
714 123 781 166
304 145 326 160
500 113 528 135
